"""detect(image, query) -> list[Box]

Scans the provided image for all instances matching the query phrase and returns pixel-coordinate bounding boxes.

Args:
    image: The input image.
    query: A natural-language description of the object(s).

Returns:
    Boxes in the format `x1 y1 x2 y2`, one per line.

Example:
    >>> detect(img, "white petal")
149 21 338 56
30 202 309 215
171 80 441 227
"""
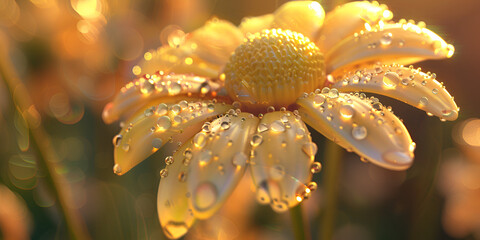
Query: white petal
137 19 243 77
112 100 231 175
272 1 325 40
297 91 415 170
102 73 224 124
239 14 274 35
188 18 244 65
332 64 458 121
187 112 259 219
249 111 316 212
138 46 222 78
157 142 195 239
326 21 454 73
315 1 392 52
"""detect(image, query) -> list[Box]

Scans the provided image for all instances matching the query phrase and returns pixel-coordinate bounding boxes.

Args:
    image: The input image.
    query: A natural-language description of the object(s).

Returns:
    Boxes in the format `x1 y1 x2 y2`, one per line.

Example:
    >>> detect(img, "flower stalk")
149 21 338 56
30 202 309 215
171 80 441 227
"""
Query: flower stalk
290 204 311 240
0 45 90 239
319 140 344 240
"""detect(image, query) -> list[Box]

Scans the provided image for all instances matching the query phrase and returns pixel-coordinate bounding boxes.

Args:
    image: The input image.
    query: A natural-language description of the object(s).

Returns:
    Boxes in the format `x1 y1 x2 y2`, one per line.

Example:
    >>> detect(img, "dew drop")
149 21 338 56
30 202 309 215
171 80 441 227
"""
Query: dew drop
193 182 217 210
112 134 122 147
184 149 193 160
220 121 230 130
250 134 263 147
307 182 317 191
328 88 339 99
194 132 207 148
257 123 269 133
383 72 400 88
267 106 275 112
432 88 438 95
152 138 163 149
339 105 355 119
140 80 155 94
160 168 168 178
302 142 318 157
165 156 174 165
380 32 393 46
156 103 168 115
207 103 215 112
113 164 122 174
419 96 429 106
310 162 322 173
178 171 187 182
157 116 172 131
270 121 285 132
122 144 130 152
313 94 325 105
256 182 271 204
144 107 155 117
168 82 182 95
352 125 367 140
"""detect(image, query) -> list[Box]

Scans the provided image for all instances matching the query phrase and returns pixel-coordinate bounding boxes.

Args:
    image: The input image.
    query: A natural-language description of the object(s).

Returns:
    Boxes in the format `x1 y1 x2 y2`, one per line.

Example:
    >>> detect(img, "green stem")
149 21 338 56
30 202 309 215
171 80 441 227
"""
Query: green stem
320 141 343 240
0 44 90 239
290 204 310 240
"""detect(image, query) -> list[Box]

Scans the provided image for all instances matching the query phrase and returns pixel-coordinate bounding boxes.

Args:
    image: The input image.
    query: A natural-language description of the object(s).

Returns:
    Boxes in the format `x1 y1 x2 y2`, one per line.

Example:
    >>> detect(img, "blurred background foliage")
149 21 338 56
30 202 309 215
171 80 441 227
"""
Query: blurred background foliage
0 0 479 239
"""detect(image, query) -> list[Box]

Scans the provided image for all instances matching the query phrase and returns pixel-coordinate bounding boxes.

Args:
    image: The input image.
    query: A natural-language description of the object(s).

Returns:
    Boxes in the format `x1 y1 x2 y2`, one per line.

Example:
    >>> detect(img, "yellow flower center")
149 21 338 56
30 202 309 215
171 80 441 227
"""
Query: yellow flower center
224 28 325 111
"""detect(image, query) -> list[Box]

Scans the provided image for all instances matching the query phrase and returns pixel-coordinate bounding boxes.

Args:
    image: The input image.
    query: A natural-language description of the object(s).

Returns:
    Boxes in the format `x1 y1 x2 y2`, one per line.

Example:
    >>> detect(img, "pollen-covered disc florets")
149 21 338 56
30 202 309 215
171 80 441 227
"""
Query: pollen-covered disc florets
224 28 325 110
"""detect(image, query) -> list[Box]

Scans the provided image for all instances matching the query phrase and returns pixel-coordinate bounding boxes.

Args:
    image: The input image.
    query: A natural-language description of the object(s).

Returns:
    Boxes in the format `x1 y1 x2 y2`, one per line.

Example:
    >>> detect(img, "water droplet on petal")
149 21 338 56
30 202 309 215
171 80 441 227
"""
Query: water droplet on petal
352 126 367 140
256 182 271 204
194 132 207 148
250 134 263 147
310 162 322 173
419 96 429 106
113 134 122 147
307 182 317 191
339 105 355 119
157 116 172 131
168 82 182 95
380 32 393 46
302 142 317 157
313 94 325 105
160 168 168 178
328 88 339 99
270 121 285 132
257 123 269 132
221 121 230 130
113 164 122 174
165 156 174 165
152 138 163 149
156 103 168 115
140 80 155 94
163 222 189 239
193 182 217 210
383 72 400 88
432 88 438 94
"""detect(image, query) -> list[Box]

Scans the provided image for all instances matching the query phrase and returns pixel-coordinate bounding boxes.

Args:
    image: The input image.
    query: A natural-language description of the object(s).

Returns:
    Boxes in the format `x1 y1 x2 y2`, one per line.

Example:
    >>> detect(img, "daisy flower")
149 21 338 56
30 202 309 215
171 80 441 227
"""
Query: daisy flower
102 1 459 239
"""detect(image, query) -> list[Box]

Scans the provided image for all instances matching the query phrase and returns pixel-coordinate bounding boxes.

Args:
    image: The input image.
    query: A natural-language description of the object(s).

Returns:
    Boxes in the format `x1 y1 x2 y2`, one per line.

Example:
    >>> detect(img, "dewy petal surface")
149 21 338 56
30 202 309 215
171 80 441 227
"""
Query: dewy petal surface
138 19 243 77
112 100 231 175
139 46 221 78
326 21 454 73
250 111 316 212
315 1 392 52
272 1 325 40
297 90 414 170
332 64 458 121
187 112 259 219
157 142 195 239
102 73 223 124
